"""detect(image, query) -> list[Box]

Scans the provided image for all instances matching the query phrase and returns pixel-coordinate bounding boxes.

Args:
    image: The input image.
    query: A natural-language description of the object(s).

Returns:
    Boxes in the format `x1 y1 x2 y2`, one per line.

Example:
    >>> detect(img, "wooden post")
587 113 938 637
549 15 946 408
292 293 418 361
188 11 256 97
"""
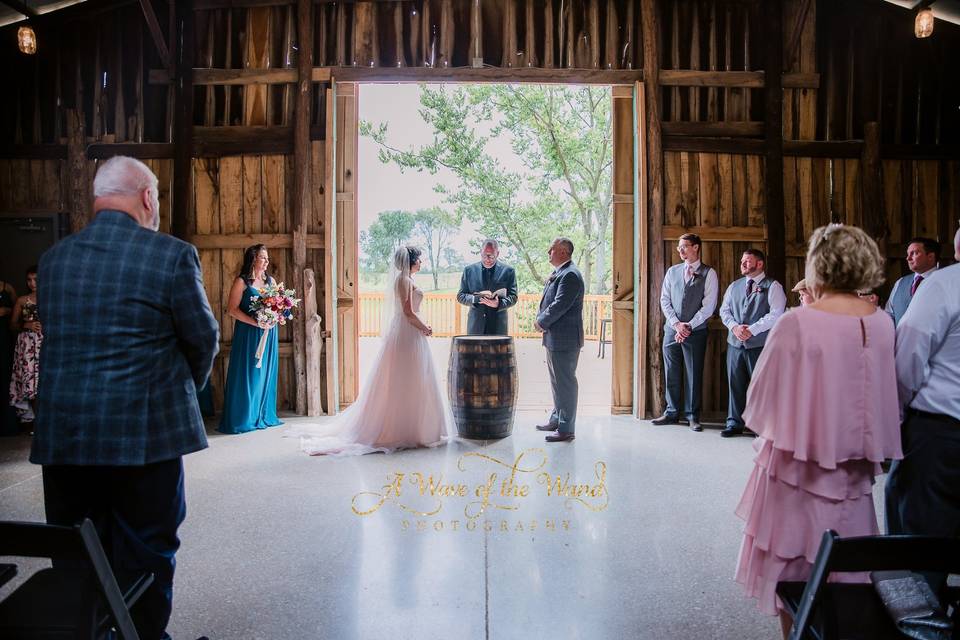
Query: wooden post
171 0 195 240
304 268 323 416
641 0 664 418
290 0 313 415
66 109 91 233
862 121 883 241
763 0 785 283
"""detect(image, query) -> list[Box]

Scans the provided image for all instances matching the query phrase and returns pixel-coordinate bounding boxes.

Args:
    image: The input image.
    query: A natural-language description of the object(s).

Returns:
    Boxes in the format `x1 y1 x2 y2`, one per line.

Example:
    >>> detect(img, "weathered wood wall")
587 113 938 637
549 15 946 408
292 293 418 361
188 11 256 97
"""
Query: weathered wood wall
1 0 958 419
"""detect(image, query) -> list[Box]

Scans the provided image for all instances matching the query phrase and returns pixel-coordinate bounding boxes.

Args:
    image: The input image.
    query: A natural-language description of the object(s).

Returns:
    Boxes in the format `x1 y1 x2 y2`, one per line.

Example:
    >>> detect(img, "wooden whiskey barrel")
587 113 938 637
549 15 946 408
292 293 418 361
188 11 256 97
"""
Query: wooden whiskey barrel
448 335 517 440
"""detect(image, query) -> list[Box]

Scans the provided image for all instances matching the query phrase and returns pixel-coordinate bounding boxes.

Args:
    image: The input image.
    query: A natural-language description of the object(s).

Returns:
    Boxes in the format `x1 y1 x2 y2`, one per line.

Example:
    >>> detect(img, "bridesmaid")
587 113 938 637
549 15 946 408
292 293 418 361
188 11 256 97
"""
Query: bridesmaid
219 245 283 434
9 266 42 428
0 270 18 435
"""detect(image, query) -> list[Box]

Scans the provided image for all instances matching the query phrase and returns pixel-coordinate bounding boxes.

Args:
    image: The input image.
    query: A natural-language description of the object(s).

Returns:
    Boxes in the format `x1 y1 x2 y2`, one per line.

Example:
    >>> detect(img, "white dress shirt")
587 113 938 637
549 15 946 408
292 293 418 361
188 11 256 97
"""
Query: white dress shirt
885 265 938 315
895 263 960 421
719 272 787 337
659 259 719 330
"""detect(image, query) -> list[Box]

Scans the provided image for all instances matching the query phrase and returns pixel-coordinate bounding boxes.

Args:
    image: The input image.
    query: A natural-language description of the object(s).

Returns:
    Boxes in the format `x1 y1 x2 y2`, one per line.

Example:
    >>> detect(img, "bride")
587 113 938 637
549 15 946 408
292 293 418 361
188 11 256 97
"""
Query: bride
293 245 452 456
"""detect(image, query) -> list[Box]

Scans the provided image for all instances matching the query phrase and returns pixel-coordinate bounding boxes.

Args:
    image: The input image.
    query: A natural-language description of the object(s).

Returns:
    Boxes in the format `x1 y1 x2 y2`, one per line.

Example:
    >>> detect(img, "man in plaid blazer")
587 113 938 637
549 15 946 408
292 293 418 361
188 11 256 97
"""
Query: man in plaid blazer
31 156 219 640
535 237 585 443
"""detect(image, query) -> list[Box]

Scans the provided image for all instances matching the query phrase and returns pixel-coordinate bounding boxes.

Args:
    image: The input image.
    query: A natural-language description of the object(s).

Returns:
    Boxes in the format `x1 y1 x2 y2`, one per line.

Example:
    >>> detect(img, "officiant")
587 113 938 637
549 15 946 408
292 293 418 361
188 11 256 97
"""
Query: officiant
457 239 518 335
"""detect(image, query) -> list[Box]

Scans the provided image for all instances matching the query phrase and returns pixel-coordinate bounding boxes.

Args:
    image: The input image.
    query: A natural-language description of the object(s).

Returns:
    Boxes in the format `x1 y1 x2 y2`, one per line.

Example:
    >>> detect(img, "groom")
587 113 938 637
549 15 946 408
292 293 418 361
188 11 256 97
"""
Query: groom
457 238 518 335
535 237 585 443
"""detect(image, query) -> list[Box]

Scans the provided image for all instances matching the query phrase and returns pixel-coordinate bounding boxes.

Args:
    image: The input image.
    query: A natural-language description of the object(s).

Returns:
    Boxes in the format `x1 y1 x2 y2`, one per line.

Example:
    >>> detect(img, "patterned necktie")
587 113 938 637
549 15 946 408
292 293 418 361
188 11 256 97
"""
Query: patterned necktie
746 279 755 296
685 265 694 283
910 274 924 297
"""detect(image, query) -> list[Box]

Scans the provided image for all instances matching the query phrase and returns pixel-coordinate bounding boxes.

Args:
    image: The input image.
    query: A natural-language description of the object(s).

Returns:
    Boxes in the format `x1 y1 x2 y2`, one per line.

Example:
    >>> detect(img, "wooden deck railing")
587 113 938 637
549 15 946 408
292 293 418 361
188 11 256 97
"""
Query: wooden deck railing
359 292 612 340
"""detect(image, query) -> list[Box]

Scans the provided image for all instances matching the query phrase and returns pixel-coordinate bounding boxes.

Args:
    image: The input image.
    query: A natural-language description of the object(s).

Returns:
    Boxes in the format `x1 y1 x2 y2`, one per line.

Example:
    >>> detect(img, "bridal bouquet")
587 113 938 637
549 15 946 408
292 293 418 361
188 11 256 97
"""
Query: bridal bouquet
250 282 300 368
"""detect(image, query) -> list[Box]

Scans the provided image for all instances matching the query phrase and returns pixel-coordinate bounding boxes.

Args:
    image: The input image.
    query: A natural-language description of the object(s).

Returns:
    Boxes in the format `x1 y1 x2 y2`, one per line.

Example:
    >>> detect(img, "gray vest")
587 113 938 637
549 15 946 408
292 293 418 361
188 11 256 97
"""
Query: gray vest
665 262 713 333
888 273 916 327
726 276 772 350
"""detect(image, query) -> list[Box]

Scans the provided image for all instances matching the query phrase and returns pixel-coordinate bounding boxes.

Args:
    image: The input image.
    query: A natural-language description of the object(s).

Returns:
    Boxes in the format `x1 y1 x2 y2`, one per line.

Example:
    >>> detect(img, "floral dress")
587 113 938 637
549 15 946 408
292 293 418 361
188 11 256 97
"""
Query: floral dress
10 299 42 418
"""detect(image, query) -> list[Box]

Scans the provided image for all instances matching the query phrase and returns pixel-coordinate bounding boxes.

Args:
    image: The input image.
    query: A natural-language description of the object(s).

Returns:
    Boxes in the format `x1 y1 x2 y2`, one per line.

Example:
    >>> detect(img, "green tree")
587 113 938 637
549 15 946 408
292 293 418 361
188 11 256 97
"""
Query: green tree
413 207 462 290
359 209 414 272
361 84 612 294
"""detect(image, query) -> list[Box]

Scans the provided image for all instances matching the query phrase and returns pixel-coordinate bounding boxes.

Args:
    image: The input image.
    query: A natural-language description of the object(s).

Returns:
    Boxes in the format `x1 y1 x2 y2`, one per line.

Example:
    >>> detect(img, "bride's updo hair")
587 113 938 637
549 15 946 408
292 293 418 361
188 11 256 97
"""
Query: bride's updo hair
392 245 422 271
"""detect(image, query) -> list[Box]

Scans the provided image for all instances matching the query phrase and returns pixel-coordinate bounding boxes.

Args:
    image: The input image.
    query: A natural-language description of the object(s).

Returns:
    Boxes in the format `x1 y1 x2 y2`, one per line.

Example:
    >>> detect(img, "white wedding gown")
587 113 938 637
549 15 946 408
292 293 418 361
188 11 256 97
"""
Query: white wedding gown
292 279 451 456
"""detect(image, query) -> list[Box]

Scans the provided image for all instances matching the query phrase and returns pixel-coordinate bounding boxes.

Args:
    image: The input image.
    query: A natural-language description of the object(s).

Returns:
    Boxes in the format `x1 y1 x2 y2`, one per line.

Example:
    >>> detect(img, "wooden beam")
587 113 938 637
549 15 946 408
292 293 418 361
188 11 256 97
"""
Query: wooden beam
782 72 819 89
137 0 171 69
66 109 91 233
291 0 312 415
663 136 765 155
187 233 323 249
640 0 664 418
171 0 195 240
319 66 643 85
193 125 294 155
86 143 175 159
861 121 883 240
662 225 766 242
783 139 863 158
659 70 764 88
762 0 785 283
661 121 764 137
0 0 37 18
151 67 333 85
0 145 67 159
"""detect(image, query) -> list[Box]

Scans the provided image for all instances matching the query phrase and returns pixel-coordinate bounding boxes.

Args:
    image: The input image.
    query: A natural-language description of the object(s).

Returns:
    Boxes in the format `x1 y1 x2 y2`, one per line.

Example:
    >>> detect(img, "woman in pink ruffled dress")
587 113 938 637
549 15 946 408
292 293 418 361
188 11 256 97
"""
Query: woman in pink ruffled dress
734 224 902 634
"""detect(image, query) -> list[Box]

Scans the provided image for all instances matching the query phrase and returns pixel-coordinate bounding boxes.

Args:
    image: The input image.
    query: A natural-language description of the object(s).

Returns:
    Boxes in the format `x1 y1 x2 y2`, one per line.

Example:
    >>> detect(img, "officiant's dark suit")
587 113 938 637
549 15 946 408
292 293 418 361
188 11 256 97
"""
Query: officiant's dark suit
31 159 219 639
457 261 518 335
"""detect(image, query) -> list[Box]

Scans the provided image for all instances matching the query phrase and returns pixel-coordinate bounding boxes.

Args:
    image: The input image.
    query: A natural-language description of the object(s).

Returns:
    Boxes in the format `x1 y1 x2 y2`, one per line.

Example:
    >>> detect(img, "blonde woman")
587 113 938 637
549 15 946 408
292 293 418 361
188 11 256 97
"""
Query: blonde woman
734 224 902 634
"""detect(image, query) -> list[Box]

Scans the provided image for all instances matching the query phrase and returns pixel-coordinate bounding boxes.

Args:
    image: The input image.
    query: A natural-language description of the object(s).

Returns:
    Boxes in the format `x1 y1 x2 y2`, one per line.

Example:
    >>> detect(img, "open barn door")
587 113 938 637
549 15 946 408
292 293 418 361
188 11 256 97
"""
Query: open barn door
610 85 643 414
323 80 360 414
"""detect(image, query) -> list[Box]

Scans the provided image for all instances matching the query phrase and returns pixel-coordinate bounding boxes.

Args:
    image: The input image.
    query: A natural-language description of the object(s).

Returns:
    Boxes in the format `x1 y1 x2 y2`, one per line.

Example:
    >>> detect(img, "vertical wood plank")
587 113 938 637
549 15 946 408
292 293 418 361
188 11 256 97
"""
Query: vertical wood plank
641 0 665 417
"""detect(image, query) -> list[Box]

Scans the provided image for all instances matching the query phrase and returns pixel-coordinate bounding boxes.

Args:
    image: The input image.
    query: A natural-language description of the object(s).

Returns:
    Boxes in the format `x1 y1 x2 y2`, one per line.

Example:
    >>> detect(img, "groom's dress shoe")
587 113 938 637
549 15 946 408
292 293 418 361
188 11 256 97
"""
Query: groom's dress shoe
536 422 560 431
651 414 680 426
689 419 703 432
720 426 744 438
545 431 575 442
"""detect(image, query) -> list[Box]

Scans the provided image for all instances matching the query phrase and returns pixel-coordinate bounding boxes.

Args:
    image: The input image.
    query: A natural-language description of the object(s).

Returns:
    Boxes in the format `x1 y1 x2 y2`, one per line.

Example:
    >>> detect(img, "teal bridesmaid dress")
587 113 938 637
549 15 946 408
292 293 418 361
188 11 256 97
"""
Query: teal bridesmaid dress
218 280 283 434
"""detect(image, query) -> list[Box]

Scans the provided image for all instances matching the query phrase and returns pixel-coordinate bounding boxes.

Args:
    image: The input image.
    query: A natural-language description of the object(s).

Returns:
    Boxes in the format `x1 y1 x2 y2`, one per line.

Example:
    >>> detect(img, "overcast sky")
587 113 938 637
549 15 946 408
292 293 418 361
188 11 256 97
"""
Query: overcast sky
358 83 528 269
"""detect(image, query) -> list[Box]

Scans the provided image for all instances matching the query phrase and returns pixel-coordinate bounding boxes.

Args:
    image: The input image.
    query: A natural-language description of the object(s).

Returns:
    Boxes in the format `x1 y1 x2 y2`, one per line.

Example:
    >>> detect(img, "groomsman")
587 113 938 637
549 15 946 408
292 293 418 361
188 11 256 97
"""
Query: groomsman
653 233 718 432
719 249 786 438
885 237 939 326
457 239 518 335
885 228 960 592
535 237 585 443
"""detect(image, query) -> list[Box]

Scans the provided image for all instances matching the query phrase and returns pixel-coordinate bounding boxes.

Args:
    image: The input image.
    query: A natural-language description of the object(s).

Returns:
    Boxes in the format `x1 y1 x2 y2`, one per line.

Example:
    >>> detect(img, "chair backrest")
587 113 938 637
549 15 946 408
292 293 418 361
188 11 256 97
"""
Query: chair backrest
0 519 141 640
789 530 960 640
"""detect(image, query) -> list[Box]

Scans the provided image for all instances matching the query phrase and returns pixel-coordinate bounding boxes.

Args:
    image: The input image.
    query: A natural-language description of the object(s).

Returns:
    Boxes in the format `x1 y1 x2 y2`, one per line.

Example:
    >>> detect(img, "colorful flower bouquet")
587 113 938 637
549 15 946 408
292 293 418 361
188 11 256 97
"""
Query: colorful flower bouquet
250 282 301 368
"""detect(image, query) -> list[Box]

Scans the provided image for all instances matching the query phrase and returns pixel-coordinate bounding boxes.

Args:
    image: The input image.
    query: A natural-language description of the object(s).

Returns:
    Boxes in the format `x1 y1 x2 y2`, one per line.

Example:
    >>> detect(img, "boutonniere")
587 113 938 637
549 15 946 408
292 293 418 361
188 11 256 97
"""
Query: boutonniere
548 271 559 283
749 283 763 296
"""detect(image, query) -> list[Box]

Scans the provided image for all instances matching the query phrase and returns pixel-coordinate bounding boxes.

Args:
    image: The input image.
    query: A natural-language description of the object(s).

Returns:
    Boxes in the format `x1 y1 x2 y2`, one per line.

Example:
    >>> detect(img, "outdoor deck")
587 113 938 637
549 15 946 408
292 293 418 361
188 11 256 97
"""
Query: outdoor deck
358 336 613 417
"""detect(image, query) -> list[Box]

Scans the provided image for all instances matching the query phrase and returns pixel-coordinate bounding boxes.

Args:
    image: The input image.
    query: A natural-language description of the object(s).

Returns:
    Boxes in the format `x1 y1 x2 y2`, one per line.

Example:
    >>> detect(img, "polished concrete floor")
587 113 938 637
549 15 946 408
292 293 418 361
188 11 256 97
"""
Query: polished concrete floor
359 337 614 414
0 414 890 640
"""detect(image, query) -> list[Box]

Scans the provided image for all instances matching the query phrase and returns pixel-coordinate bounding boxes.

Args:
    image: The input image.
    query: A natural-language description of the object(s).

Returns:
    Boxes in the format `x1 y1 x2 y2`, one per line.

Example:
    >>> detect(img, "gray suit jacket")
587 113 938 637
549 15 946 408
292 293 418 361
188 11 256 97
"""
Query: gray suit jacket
537 261 585 351
457 261 518 335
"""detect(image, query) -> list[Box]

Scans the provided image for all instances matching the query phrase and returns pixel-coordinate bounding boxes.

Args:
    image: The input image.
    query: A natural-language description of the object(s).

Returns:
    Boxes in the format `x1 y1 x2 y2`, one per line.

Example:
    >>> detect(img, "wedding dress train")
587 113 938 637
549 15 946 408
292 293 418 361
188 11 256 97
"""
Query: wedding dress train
290 280 451 456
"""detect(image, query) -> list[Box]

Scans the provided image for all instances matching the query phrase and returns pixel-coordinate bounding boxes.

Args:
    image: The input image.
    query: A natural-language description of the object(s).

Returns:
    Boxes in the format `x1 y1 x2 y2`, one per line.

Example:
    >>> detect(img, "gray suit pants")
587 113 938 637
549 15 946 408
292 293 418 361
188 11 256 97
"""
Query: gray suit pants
662 329 708 421
726 344 763 428
546 348 580 434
